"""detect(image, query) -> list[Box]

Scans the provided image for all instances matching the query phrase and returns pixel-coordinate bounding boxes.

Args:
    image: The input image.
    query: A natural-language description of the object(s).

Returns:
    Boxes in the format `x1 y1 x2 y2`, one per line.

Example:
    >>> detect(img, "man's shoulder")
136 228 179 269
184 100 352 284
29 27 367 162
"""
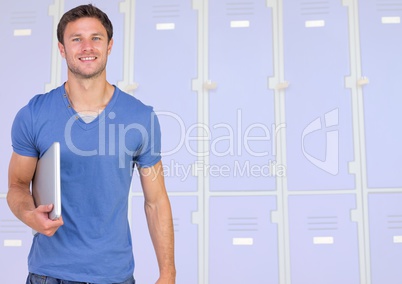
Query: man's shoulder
16 85 63 118
115 87 155 114
27 85 63 107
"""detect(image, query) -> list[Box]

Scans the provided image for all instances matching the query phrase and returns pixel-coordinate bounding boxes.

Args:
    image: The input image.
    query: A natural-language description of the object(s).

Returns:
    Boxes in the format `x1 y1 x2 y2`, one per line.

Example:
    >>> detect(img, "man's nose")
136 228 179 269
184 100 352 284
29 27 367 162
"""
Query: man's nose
81 39 94 52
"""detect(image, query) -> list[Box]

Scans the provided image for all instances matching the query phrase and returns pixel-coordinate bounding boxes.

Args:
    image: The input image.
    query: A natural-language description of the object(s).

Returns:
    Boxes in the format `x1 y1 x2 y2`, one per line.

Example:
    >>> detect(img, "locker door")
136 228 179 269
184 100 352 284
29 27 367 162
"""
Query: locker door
131 196 198 284
0 198 33 283
368 193 402 284
132 0 198 192
61 1 124 85
209 0 276 191
358 1 402 188
288 195 359 284
0 0 54 192
283 0 355 191
0 1 53 279
209 196 278 284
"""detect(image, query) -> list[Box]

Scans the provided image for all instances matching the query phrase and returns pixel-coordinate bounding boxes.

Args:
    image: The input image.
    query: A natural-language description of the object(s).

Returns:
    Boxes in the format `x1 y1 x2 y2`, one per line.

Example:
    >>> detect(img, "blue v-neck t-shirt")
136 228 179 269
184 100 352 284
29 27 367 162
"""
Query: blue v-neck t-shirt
11 84 161 283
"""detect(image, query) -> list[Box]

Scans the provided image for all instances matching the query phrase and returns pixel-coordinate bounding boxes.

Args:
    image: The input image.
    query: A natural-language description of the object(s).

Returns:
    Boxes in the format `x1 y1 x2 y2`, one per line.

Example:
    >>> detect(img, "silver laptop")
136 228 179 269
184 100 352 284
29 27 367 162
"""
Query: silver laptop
32 142 61 220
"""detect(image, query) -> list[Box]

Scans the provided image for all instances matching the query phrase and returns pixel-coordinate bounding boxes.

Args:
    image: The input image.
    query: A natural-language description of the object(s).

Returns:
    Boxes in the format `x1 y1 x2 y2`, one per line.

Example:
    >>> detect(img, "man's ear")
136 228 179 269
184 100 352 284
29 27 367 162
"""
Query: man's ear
107 38 113 55
58 42 66 58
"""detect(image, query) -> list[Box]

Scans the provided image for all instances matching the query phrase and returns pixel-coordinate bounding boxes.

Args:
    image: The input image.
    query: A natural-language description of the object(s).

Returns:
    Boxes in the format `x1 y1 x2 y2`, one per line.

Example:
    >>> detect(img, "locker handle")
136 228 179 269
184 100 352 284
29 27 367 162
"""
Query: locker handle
275 81 290 90
357 77 369 86
124 83 139 92
204 80 217 90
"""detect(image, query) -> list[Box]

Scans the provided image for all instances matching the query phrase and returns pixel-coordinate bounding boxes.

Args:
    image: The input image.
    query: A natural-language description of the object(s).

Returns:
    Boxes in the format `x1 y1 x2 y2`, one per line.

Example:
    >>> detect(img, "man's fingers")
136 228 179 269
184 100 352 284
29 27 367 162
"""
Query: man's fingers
40 215 64 237
36 204 53 213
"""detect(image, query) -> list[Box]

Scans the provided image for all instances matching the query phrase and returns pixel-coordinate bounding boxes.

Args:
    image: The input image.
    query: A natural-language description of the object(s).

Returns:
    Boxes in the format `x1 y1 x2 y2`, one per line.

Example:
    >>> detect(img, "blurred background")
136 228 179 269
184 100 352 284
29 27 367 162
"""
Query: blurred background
0 0 401 283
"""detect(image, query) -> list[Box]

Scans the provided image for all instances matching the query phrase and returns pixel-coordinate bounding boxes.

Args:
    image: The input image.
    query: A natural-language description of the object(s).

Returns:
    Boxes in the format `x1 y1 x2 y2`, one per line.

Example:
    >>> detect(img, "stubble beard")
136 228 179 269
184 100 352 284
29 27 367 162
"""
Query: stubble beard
65 50 108 80
67 61 107 80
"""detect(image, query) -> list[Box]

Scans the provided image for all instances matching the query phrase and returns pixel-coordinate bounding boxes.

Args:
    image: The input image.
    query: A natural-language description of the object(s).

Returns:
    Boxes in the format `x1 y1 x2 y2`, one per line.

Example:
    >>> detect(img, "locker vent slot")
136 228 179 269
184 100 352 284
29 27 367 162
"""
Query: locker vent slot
0 219 27 234
300 1 330 16
226 2 255 16
11 11 37 25
387 215 402 229
307 216 338 231
152 4 180 18
376 0 402 12
227 217 258 231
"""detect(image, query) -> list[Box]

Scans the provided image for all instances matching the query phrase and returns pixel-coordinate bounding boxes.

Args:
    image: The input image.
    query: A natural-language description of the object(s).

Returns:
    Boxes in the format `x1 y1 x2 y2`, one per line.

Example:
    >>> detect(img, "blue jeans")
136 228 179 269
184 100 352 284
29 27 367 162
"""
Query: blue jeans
26 273 135 284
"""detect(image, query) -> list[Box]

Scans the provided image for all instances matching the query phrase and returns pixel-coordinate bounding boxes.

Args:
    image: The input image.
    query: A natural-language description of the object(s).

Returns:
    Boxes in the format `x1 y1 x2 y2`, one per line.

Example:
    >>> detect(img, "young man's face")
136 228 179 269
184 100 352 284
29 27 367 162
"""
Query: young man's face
58 17 113 80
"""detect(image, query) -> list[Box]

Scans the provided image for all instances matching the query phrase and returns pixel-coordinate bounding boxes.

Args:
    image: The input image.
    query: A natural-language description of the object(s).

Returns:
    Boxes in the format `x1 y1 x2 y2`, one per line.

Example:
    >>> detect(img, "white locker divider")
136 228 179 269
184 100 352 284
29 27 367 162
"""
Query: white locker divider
0 0 54 194
358 0 402 188
209 196 278 284
129 0 198 193
0 198 32 283
288 194 359 284
368 193 402 284
208 0 276 191
283 0 355 191
131 195 198 284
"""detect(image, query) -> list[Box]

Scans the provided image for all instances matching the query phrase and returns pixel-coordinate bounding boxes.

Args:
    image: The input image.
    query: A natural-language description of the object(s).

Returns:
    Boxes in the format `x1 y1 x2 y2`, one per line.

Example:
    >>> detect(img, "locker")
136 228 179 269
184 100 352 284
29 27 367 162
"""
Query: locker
131 196 198 283
209 196 278 284
288 194 359 284
368 193 402 284
131 0 198 192
208 0 276 191
358 1 402 188
0 198 33 283
0 0 54 193
61 1 124 86
283 0 355 190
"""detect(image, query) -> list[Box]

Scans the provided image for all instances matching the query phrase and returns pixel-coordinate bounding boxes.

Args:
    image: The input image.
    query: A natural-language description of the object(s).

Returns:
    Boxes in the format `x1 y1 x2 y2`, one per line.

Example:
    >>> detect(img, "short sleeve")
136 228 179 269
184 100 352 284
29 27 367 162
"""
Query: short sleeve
134 110 162 168
11 105 38 157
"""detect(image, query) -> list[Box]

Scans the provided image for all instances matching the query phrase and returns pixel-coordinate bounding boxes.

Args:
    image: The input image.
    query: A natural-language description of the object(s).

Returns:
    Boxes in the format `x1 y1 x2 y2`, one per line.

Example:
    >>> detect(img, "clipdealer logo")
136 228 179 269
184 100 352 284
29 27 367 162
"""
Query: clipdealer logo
63 109 287 178
302 108 339 175
63 108 340 177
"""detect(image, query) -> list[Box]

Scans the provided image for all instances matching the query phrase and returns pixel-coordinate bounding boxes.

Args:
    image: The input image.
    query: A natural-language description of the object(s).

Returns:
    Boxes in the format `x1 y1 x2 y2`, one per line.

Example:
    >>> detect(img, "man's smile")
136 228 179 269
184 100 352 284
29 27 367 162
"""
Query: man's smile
79 56 97 61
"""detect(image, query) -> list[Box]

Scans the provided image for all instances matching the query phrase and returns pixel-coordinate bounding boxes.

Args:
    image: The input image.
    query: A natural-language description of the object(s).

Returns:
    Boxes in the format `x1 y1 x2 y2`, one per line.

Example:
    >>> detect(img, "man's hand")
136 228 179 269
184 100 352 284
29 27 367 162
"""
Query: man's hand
156 275 176 284
27 204 64 237
8 152 63 237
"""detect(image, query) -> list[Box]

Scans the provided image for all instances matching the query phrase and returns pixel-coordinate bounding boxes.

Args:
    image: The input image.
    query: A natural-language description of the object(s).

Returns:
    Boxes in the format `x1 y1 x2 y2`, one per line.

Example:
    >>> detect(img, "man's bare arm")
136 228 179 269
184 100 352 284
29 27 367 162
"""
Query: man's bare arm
140 161 176 283
7 152 63 236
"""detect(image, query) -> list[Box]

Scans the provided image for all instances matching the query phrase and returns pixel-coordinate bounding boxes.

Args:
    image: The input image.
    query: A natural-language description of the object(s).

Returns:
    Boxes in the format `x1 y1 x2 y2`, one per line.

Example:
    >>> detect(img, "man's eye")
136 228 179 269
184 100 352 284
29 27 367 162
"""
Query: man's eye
93 37 101 41
72 38 80 42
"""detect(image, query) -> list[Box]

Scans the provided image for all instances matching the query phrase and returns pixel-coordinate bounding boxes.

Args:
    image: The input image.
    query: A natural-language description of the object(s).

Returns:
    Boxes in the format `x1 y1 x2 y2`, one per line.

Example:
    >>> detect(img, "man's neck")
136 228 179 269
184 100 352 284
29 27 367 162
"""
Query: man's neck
65 75 114 113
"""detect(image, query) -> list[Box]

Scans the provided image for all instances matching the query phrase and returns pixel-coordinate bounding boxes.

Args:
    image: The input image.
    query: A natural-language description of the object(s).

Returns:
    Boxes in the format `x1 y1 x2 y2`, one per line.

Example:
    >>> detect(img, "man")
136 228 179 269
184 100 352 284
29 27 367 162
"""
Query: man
7 4 175 284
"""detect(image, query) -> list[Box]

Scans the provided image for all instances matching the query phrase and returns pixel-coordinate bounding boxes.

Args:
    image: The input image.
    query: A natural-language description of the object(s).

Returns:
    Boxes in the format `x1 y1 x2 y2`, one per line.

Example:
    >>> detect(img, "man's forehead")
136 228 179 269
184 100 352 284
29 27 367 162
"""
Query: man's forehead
64 17 106 34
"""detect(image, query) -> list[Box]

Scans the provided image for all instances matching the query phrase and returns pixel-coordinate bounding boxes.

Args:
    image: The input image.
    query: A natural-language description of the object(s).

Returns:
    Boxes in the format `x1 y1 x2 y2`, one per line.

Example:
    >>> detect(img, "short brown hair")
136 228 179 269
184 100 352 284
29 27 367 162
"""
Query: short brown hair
57 4 113 45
